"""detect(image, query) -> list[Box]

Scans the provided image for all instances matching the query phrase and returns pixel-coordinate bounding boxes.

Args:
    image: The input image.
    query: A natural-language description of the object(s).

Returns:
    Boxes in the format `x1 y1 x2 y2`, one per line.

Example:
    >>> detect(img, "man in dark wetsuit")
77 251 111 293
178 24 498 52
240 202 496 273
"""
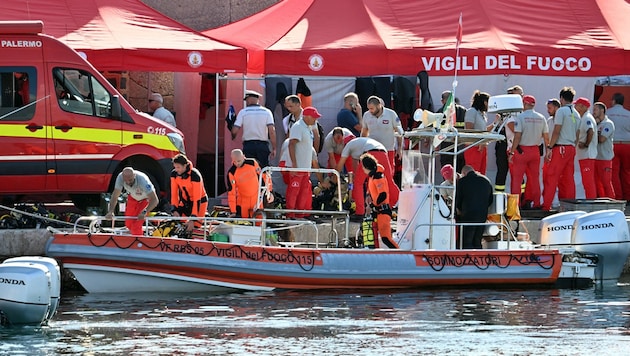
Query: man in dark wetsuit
455 165 494 249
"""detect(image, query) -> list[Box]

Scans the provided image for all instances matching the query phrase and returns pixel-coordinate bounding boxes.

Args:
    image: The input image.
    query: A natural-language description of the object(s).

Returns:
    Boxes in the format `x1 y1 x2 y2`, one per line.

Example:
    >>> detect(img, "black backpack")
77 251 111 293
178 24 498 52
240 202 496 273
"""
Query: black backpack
315 121 325 154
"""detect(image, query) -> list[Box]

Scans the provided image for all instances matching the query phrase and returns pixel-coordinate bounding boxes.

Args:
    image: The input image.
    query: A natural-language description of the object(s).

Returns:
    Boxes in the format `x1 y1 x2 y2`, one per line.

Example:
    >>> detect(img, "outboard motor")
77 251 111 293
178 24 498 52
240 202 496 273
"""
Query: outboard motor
0 262 52 326
3 256 60 322
572 209 630 280
539 211 586 245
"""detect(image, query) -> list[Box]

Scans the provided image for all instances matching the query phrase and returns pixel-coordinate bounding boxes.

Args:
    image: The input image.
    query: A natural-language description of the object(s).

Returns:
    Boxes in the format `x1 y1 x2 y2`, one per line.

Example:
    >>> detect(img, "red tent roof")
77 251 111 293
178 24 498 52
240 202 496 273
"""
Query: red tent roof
204 0 630 76
2 0 246 72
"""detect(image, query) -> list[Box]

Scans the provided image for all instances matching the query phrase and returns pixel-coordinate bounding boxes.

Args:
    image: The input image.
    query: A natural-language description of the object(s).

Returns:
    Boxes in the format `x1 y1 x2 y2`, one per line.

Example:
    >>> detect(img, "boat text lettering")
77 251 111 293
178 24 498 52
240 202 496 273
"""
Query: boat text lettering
547 225 573 232
581 222 614 230
424 254 501 267
159 242 205 255
0 277 26 285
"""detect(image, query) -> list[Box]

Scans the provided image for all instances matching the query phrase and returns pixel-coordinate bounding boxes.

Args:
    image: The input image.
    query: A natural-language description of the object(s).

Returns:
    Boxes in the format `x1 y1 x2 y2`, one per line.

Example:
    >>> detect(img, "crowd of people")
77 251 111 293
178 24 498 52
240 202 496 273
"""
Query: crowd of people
449 86 629 211
105 85 630 249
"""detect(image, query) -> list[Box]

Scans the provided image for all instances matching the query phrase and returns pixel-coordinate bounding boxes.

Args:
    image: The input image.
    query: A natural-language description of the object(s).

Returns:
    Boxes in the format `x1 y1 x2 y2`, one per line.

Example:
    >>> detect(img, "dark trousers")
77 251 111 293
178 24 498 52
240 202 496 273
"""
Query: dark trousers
243 140 271 168
495 140 508 191
462 225 484 249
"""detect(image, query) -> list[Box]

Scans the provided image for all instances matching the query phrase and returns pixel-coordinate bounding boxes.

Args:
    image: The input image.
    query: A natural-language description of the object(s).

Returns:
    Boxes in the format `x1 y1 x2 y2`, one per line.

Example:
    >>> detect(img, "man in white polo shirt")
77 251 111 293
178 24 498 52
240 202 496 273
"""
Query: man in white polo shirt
574 97 598 199
286 106 322 218
607 93 630 200
593 102 615 198
323 127 355 170
509 95 549 209
231 90 277 168
361 95 404 170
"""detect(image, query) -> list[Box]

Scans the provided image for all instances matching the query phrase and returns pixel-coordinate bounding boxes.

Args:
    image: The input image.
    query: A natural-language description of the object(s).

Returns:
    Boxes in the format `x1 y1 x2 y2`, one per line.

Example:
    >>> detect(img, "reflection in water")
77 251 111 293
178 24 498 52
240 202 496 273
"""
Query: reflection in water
1 281 629 355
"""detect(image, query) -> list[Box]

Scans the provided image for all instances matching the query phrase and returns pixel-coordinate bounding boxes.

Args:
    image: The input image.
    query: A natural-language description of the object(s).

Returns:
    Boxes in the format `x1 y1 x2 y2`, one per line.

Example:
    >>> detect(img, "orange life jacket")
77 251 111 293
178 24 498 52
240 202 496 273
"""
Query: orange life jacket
170 164 208 217
226 158 272 213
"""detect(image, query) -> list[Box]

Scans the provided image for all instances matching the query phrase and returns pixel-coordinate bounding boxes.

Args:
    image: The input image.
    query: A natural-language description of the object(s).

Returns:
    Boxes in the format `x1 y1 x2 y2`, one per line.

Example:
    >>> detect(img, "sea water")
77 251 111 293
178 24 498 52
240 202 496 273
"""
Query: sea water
1 278 629 356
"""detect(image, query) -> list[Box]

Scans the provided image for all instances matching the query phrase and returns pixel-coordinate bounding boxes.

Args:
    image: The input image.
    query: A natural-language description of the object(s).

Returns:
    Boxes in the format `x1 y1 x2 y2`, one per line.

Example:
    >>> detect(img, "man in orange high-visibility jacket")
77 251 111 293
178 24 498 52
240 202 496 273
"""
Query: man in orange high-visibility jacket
361 153 399 249
227 149 270 218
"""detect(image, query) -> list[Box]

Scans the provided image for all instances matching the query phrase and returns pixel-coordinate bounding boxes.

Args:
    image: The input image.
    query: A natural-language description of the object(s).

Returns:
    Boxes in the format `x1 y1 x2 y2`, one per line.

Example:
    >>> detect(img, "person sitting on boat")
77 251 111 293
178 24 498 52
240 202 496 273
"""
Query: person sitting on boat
227 149 271 218
105 167 159 235
438 164 458 207
454 165 494 249
170 154 208 231
360 153 399 249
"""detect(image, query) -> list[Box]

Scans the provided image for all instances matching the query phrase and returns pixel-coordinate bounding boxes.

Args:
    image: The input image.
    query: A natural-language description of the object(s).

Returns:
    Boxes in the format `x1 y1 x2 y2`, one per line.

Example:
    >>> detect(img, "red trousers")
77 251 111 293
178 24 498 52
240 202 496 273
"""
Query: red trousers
351 150 400 215
542 145 576 210
578 159 597 199
285 172 312 218
595 159 615 199
464 145 487 174
612 143 630 200
387 150 396 175
332 153 354 173
510 146 541 207
125 196 148 235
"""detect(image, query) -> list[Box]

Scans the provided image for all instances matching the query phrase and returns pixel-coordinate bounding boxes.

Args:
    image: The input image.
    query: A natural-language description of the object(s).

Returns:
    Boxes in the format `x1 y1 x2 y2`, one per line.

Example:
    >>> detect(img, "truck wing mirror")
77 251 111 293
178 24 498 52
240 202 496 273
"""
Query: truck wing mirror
111 95 121 120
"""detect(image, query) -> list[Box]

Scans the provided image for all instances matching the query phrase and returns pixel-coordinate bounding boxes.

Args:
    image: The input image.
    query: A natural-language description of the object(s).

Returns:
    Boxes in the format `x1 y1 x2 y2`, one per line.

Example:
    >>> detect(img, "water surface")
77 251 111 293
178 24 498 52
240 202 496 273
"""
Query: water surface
2 279 629 355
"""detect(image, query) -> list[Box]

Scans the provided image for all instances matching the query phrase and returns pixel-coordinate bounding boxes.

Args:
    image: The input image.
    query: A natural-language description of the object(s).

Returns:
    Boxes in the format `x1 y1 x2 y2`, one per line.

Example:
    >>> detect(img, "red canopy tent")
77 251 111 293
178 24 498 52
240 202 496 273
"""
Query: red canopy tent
204 0 630 77
1 0 246 73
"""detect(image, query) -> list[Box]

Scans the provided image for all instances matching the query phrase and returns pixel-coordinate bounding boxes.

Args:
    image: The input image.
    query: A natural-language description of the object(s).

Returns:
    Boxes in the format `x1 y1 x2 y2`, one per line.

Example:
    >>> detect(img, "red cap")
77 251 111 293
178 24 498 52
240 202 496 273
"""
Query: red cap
440 164 454 181
302 106 321 118
574 97 591 108
522 95 536 105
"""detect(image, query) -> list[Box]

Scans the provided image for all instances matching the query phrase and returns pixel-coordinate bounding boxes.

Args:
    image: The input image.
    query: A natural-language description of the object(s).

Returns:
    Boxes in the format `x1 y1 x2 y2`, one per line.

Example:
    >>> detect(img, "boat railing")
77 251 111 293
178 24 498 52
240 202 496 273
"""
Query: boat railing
71 214 320 247
257 165 350 247
408 220 525 250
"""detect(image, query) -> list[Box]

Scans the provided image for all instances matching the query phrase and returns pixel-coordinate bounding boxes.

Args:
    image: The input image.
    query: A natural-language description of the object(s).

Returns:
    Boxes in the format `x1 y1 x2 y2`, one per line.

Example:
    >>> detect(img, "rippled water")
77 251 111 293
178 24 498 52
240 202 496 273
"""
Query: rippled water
2 278 630 356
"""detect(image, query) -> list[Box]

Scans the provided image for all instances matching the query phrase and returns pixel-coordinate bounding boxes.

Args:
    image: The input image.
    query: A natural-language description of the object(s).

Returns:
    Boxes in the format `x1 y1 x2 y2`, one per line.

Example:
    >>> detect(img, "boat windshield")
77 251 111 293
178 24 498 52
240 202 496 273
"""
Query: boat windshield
401 149 428 189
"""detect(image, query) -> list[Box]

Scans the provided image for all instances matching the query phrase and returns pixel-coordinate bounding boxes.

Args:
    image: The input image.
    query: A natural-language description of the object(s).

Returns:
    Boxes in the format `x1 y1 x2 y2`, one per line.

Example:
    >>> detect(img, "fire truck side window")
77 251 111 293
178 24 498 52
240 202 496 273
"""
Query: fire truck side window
54 68 112 119
0 66 36 121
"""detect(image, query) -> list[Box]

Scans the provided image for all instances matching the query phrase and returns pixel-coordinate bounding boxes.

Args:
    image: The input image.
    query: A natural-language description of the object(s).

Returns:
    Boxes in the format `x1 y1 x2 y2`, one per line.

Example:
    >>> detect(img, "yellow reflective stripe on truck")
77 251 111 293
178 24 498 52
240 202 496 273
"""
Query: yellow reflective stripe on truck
1 124 178 151
1 123 47 139
121 129 178 151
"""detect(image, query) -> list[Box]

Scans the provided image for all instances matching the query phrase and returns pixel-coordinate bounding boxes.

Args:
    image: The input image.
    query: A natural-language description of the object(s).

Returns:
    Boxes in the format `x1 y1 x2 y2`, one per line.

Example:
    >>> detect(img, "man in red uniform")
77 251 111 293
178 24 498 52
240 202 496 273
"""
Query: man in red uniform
105 167 159 235
509 95 549 208
542 87 580 211
361 153 399 249
287 107 322 218
607 93 630 200
227 149 268 218
574 97 598 199
593 102 616 198
335 137 400 220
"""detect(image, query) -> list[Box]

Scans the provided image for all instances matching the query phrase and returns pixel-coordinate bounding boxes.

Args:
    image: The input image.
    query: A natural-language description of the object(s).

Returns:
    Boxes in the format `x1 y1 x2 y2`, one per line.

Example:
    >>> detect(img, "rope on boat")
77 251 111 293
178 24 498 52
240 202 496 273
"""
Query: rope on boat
82 233 318 272
0 203 87 230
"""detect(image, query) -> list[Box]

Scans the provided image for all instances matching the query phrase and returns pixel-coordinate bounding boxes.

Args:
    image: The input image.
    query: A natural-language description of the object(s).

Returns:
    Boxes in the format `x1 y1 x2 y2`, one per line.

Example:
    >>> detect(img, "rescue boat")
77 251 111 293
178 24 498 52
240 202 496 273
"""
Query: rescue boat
44 124 630 293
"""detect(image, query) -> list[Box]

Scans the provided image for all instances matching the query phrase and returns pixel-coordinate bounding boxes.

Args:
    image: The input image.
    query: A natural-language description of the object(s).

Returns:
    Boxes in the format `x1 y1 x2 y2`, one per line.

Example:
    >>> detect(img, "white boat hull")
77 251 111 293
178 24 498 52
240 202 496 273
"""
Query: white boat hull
65 263 270 293
46 233 564 293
